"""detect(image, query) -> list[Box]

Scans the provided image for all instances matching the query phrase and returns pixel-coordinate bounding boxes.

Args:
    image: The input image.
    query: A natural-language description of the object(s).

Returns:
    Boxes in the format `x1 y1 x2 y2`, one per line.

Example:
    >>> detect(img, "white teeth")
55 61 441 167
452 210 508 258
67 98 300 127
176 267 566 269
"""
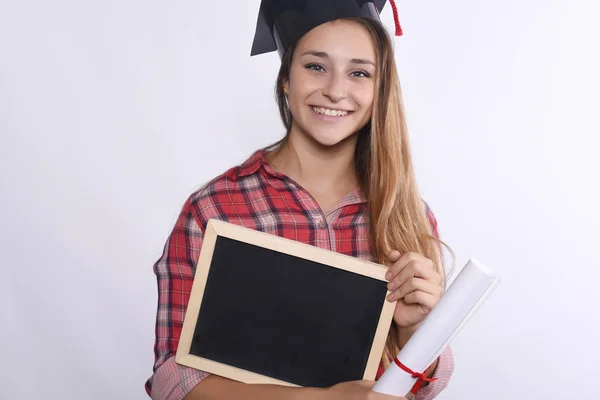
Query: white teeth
312 106 348 117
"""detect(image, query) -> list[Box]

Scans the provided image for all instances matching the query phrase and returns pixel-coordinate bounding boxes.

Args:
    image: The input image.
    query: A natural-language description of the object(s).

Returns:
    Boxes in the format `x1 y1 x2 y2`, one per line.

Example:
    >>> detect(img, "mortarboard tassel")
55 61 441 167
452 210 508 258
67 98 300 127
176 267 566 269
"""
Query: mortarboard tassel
388 0 403 36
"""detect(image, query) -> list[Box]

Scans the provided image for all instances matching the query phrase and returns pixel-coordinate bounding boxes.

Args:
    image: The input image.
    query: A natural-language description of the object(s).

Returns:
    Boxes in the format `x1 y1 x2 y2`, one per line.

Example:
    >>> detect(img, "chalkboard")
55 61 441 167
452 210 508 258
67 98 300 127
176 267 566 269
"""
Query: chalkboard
176 218 395 388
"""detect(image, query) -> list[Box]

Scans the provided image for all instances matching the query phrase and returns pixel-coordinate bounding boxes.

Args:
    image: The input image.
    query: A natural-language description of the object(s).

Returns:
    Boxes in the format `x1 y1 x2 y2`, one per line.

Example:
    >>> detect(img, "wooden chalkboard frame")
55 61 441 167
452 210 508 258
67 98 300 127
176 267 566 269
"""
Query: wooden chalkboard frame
176 218 395 387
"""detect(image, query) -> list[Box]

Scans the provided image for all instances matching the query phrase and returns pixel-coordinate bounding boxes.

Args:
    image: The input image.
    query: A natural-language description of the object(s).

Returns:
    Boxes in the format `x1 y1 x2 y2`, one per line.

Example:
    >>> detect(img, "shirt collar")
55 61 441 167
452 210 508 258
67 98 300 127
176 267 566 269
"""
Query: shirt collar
238 149 282 178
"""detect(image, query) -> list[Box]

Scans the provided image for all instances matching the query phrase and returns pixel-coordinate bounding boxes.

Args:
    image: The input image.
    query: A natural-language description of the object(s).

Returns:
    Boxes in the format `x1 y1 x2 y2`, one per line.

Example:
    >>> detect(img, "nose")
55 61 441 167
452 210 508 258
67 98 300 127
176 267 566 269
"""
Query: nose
322 72 347 103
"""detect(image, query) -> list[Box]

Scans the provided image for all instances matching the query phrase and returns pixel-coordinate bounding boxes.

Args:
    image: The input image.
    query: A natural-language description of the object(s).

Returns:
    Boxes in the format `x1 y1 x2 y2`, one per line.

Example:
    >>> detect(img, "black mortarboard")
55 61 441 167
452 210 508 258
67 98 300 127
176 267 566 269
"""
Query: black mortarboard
251 0 403 58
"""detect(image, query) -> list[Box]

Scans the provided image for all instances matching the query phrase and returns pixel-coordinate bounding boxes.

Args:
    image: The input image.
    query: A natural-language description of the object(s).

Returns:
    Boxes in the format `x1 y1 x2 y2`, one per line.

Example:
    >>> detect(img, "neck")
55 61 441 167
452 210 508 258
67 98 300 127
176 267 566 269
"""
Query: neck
268 125 360 198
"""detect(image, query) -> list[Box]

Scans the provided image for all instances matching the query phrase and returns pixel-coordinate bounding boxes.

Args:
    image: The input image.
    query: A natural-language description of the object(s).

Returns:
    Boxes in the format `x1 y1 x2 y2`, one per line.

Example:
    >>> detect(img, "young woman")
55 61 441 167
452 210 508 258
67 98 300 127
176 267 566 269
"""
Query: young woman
146 2 454 399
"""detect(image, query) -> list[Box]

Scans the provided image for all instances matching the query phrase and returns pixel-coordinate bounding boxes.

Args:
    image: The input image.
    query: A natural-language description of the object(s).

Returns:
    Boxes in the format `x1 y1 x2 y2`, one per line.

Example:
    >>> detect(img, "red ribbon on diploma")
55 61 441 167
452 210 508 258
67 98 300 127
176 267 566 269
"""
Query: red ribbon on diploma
393 357 438 394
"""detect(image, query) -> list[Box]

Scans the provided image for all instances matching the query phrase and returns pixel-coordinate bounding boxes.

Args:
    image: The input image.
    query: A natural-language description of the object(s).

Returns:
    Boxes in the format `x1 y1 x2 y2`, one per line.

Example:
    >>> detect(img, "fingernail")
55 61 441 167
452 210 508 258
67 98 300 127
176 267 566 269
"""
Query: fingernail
386 272 391 280
388 281 395 290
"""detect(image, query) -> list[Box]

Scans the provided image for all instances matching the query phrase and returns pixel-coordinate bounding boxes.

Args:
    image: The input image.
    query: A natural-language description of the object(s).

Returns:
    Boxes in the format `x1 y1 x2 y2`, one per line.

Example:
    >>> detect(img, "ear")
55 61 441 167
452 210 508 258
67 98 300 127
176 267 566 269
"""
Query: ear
282 80 289 96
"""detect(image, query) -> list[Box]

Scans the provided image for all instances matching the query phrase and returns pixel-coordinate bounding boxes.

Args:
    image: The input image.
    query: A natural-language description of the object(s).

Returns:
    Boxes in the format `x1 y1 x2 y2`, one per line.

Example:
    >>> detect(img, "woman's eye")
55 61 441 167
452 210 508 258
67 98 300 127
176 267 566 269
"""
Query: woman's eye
351 71 371 78
306 63 325 72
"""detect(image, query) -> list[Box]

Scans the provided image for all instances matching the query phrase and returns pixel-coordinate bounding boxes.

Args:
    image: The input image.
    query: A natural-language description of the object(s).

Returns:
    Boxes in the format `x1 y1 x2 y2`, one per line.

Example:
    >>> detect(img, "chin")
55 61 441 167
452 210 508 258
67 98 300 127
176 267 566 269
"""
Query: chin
307 128 357 148
304 121 361 148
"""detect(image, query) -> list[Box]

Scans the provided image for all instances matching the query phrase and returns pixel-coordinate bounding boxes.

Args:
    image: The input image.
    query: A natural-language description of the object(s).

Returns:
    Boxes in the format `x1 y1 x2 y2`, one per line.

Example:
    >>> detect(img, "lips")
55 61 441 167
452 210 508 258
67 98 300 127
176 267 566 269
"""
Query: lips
311 106 351 117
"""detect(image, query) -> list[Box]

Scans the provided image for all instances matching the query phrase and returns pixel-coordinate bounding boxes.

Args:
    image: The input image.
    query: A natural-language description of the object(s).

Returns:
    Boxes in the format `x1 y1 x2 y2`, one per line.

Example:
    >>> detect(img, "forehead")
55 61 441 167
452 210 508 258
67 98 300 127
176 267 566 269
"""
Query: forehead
295 20 376 61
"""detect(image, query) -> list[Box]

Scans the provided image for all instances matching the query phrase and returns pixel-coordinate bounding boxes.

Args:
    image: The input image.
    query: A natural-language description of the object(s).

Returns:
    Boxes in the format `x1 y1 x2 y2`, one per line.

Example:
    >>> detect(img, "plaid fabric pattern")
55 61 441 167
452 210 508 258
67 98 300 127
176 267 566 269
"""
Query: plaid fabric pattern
146 150 454 399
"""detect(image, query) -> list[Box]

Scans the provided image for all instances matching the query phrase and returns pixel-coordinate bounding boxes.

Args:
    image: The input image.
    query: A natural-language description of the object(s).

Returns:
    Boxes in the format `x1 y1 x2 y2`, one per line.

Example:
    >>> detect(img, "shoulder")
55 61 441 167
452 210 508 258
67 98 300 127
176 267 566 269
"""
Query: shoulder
182 151 266 230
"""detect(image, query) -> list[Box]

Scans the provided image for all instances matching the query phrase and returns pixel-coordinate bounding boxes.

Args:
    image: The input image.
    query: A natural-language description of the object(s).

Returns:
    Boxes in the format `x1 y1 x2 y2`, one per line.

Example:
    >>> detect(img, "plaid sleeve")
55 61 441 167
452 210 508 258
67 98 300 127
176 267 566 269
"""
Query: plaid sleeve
413 346 455 400
145 196 211 399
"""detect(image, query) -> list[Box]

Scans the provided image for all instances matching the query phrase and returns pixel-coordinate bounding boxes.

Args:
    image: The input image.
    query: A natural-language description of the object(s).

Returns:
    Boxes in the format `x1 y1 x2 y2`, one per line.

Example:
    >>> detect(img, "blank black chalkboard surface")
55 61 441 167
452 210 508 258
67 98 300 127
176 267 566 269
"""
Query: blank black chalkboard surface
176 218 395 388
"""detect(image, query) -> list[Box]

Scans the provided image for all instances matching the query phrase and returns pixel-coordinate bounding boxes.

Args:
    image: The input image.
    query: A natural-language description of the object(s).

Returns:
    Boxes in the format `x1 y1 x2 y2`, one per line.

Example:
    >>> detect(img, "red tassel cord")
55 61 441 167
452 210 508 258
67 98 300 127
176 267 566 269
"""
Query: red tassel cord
393 357 438 394
388 0 403 36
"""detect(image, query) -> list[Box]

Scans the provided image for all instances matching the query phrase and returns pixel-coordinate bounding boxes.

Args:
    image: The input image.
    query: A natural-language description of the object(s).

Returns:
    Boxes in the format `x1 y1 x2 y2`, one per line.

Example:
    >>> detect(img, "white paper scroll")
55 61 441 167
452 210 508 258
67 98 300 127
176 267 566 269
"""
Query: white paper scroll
372 258 500 397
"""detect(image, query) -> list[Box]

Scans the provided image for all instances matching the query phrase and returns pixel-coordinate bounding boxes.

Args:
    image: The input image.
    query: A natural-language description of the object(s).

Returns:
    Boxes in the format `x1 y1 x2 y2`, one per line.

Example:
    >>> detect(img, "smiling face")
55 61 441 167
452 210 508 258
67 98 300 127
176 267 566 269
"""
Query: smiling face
283 20 377 148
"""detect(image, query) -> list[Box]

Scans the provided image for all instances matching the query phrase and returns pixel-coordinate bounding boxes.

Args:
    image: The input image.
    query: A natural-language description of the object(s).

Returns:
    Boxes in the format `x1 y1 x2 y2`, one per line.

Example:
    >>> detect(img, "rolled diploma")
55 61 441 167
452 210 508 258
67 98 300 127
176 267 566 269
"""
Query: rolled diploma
372 258 500 397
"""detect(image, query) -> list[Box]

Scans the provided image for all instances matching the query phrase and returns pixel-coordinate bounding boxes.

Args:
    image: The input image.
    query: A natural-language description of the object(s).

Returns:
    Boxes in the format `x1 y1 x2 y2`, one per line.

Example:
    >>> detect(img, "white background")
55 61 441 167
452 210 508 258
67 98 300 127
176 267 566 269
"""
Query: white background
1 0 598 399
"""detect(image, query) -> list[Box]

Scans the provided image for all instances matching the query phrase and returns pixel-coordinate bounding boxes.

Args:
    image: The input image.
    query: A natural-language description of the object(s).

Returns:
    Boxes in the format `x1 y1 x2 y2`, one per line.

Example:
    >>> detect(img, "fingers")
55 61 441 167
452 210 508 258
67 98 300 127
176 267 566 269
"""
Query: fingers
387 261 436 294
387 277 441 302
385 252 442 307
386 250 402 266
403 290 438 310
385 252 436 282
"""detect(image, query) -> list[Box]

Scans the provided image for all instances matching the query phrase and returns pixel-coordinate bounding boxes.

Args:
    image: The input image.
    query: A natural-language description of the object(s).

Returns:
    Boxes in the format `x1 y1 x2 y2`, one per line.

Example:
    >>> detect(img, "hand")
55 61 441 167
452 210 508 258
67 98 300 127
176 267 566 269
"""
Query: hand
385 251 443 329
325 380 406 400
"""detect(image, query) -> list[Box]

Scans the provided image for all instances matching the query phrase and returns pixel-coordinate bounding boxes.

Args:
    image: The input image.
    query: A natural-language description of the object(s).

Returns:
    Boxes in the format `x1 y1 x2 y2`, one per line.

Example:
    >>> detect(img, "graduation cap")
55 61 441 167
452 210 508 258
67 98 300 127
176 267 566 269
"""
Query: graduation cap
251 0 403 58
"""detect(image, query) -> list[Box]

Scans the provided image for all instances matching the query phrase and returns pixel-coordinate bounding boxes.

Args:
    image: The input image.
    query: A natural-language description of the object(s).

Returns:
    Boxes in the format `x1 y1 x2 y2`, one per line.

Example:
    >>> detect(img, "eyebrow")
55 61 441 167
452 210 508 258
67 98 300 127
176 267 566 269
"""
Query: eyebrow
301 51 376 67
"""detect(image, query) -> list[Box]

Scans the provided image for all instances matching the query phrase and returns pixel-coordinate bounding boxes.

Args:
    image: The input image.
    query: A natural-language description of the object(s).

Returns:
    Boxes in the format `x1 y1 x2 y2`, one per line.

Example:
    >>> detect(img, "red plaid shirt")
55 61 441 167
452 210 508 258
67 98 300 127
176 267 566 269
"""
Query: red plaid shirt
146 150 454 399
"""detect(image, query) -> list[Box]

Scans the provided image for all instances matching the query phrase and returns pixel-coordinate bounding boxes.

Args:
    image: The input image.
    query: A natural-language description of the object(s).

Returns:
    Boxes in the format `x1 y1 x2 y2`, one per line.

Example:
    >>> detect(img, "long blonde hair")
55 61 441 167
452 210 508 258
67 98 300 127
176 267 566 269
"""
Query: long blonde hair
267 17 452 370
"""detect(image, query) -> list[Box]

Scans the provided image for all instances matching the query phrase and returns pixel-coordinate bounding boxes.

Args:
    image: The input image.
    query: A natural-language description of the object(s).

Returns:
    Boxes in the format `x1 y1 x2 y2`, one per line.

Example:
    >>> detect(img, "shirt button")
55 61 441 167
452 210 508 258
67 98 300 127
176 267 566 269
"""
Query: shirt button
319 221 327 229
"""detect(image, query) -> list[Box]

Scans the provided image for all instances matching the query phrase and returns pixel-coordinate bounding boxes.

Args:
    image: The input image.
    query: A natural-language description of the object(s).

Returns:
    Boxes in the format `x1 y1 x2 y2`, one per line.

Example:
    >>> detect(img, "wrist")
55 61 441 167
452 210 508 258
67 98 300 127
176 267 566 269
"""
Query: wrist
396 324 419 348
